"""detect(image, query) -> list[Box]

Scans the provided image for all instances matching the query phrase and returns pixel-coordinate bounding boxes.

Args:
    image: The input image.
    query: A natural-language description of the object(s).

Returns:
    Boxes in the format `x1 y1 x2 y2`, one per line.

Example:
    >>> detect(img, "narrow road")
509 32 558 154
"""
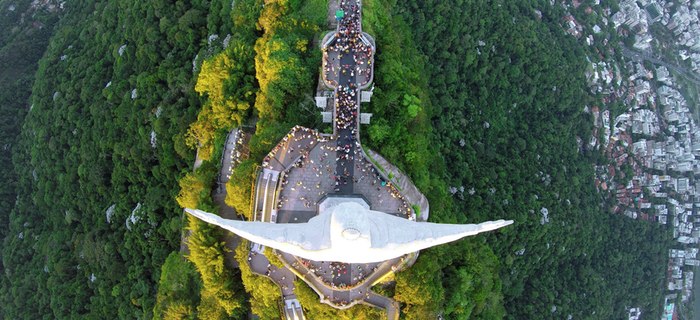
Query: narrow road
180 128 241 256
181 129 243 264
219 129 240 185
365 292 399 320
215 129 245 267
248 251 297 298
621 46 700 85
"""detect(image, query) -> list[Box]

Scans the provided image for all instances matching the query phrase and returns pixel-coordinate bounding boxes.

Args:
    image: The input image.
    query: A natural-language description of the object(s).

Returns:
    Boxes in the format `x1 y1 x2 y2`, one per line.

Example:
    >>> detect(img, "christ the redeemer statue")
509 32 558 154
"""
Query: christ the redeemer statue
186 202 512 263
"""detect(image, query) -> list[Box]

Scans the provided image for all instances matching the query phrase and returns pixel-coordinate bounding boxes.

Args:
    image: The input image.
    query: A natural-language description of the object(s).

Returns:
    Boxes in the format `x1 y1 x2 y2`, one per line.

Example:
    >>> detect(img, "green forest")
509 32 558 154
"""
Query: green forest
0 0 60 257
0 0 672 319
0 0 238 317
392 0 671 318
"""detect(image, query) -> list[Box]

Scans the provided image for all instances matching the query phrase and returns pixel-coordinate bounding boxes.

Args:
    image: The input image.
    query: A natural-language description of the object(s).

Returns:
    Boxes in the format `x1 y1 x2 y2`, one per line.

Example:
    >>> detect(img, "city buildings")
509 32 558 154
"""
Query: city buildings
574 0 700 316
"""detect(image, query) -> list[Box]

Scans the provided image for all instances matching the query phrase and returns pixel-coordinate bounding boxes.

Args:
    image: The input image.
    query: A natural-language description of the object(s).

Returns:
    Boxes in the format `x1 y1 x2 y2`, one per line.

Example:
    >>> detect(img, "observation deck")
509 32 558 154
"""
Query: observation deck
246 1 423 318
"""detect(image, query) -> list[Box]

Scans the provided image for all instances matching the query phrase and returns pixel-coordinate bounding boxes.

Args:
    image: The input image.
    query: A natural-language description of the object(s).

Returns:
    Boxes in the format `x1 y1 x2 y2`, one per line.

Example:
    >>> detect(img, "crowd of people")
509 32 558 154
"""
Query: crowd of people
274 138 358 210
262 126 328 170
299 258 379 289
241 0 431 308
334 84 358 131
322 39 372 87
269 135 414 219
354 152 414 218
319 0 374 135
276 139 338 210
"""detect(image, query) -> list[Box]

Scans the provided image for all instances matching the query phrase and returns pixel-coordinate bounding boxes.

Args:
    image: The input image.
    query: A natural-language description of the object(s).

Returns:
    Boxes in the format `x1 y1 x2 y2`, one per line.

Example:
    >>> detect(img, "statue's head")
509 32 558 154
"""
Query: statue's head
329 202 372 250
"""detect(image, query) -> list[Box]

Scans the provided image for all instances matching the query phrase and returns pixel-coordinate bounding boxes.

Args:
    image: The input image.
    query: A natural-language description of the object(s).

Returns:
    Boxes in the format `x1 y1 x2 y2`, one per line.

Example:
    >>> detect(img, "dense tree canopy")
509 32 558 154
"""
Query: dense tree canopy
0 0 60 257
393 0 671 318
0 0 240 317
0 0 672 319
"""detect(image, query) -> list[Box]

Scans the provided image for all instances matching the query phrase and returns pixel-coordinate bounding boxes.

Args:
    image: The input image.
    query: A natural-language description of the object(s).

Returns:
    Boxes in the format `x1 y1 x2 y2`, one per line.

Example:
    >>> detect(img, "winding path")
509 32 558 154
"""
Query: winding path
214 129 246 267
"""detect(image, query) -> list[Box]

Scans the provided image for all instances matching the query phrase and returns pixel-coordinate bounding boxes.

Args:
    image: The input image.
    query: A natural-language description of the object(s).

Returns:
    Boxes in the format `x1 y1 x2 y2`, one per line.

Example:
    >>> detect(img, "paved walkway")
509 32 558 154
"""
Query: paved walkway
181 129 244 255
248 250 297 298
326 0 375 197
334 53 358 194
218 129 241 185
365 292 399 320
271 138 407 216
322 29 374 88
365 149 429 221
301 259 380 288
262 126 325 172
242 1 419 319
326 0 340 30
278 251 406 309
215 129 248 267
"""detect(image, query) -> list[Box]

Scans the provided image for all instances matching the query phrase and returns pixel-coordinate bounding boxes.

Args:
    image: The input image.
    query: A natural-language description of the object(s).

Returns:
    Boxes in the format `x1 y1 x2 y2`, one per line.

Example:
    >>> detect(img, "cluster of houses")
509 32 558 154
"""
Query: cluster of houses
540 0 700 316
666 1 700 73
628 307 642 320
597 49 700 310
614 0 700 73
562 0 614 47
567 1 700 317
612 0 654 50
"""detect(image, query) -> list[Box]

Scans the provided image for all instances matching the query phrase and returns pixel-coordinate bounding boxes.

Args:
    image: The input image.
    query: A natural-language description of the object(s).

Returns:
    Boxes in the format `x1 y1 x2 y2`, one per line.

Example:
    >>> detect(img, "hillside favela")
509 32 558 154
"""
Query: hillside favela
2 0 700 320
